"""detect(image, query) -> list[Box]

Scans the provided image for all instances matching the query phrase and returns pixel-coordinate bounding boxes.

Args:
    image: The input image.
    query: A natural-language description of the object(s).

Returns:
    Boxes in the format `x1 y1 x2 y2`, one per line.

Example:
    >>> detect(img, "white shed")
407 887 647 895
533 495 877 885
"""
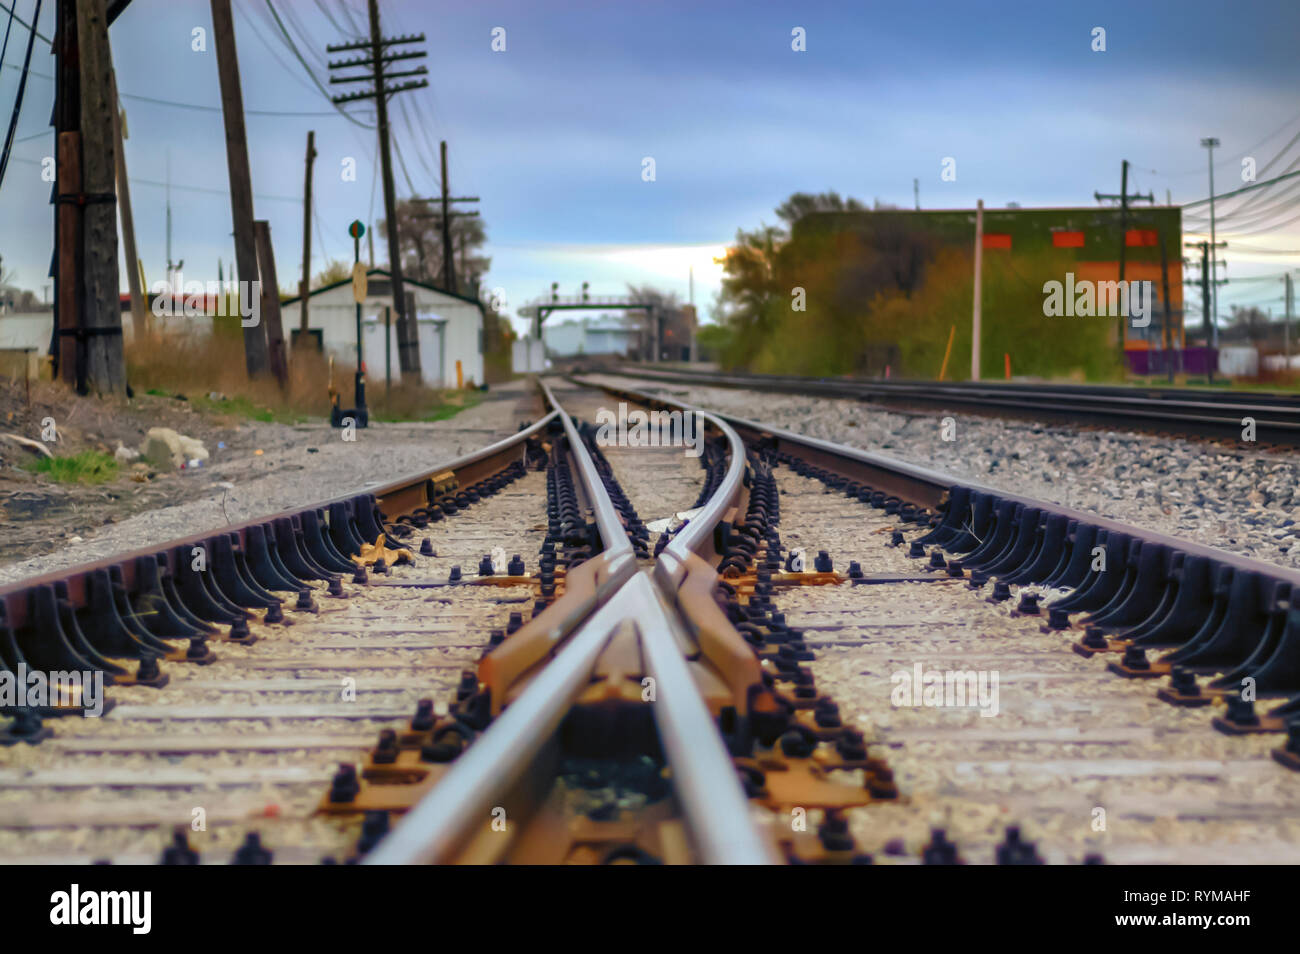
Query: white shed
280 269 484 388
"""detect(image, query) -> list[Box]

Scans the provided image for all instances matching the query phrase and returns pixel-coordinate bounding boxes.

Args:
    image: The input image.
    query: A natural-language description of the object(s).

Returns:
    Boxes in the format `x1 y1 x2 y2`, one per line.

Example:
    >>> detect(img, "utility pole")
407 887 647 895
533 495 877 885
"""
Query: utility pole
412 143 479 292
440 141 454 293
108 60 146 342
75 0 126 396
165 150 174 280
971 199 983 381
1185 239 1227 383
1201 137 1221 347
1285 272 1293 371
298 130 316 344
53 0 81 387
1094 160 1153 361
1157 226 1173 383
688 265 696 363
327 3 428 382
254 221 288 388
913 178 920 211
210 0 269 377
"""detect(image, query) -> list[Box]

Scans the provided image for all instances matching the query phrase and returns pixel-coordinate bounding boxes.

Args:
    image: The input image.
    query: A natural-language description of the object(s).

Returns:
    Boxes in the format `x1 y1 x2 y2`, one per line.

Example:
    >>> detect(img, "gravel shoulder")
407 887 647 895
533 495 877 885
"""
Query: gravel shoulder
580 372 1300 572
0 382 541 586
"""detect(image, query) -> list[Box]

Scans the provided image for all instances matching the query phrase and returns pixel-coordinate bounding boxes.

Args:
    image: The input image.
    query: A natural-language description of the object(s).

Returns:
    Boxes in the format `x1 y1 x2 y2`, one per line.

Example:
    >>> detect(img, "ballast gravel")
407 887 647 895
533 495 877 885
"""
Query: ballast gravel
581 373 1300 572
0 384 539 586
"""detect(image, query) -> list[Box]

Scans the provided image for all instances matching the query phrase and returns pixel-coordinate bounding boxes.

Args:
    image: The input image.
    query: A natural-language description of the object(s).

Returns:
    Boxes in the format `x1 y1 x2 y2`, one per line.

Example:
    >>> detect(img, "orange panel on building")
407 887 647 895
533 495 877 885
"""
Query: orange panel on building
982 233 1011 249
1052 230 1085 248
1125 229 1158 247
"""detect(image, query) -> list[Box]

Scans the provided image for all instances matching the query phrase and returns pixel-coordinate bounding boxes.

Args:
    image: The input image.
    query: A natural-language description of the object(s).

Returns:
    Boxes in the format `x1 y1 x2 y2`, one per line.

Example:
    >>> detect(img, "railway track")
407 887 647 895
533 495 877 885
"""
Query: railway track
2 375 1299 865
589 363 1300 446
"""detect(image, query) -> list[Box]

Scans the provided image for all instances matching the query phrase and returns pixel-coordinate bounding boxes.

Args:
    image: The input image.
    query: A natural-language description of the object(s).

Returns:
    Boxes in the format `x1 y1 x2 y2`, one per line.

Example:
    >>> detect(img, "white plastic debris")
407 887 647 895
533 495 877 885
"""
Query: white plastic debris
113 442 140 464
140 427 209 470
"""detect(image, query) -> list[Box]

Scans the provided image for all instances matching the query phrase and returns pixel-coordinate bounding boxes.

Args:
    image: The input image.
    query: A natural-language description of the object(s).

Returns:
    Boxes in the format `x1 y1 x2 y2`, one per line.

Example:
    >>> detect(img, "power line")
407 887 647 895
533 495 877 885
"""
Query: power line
1 62 366 118
1228 241 1300 255
1183 167 1300 210
1185 165 1300 220
1215 205 1300 237
261 0 375 129
5 153 301 202
391 129 419 195
0 0 47 45
0 0 17 85
0 0 41 195
312 0 350 35
1142 110 1300 179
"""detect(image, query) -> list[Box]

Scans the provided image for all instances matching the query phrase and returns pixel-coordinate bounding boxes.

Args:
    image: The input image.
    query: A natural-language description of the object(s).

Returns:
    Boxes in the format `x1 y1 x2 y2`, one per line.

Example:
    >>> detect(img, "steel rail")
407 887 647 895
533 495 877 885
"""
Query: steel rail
537 378 633 564
0 409 562 625
369 384 773 864
654 403 748 592
574 374 1300 590
610 363 1300 410
620 572 778 865
363 577 632 865
592 364 1300 442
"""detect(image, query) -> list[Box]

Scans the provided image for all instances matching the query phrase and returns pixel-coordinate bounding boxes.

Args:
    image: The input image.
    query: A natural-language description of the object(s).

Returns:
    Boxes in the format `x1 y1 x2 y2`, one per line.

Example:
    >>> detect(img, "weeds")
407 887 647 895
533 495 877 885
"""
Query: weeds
126 324 480 423
24 450 119 484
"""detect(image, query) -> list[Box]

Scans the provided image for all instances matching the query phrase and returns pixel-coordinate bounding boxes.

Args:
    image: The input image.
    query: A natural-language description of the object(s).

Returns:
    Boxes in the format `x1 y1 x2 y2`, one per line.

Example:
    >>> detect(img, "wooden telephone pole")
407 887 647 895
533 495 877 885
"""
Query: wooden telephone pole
53 0 136 391
50 0 127 396
411 142 479 293
298 130 316 343
254 220 288 386
210 0 270 378
1184 239 1227 384
1095 160 1153 360
327 1 428 382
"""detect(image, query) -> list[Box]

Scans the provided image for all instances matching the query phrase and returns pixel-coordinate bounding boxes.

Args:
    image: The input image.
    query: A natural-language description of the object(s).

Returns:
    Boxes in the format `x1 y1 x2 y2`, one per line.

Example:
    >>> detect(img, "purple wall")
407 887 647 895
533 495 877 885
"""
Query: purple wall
1126 347 1217 376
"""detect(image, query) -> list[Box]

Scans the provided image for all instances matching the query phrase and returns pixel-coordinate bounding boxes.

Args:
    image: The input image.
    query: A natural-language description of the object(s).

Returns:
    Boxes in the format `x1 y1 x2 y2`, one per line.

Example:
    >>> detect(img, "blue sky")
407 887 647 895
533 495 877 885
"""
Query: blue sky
2 0 1299 332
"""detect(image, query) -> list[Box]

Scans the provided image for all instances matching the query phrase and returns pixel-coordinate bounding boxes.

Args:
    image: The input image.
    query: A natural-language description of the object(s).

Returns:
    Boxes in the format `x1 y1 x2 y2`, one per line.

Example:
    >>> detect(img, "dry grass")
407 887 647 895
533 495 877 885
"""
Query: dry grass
126 326 478 423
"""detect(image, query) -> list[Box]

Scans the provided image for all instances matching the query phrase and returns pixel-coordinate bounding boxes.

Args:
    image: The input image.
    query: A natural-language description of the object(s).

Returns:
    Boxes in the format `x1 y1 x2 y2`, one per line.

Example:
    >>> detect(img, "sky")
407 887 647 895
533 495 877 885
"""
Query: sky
2 0 1300 334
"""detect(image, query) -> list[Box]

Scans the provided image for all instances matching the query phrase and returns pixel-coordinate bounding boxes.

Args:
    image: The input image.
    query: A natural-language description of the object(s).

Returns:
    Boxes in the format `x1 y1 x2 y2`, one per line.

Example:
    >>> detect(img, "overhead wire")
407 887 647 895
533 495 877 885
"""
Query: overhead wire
0 0 44 45
1 61 362 118
257 0 375 129
0 0 42 194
